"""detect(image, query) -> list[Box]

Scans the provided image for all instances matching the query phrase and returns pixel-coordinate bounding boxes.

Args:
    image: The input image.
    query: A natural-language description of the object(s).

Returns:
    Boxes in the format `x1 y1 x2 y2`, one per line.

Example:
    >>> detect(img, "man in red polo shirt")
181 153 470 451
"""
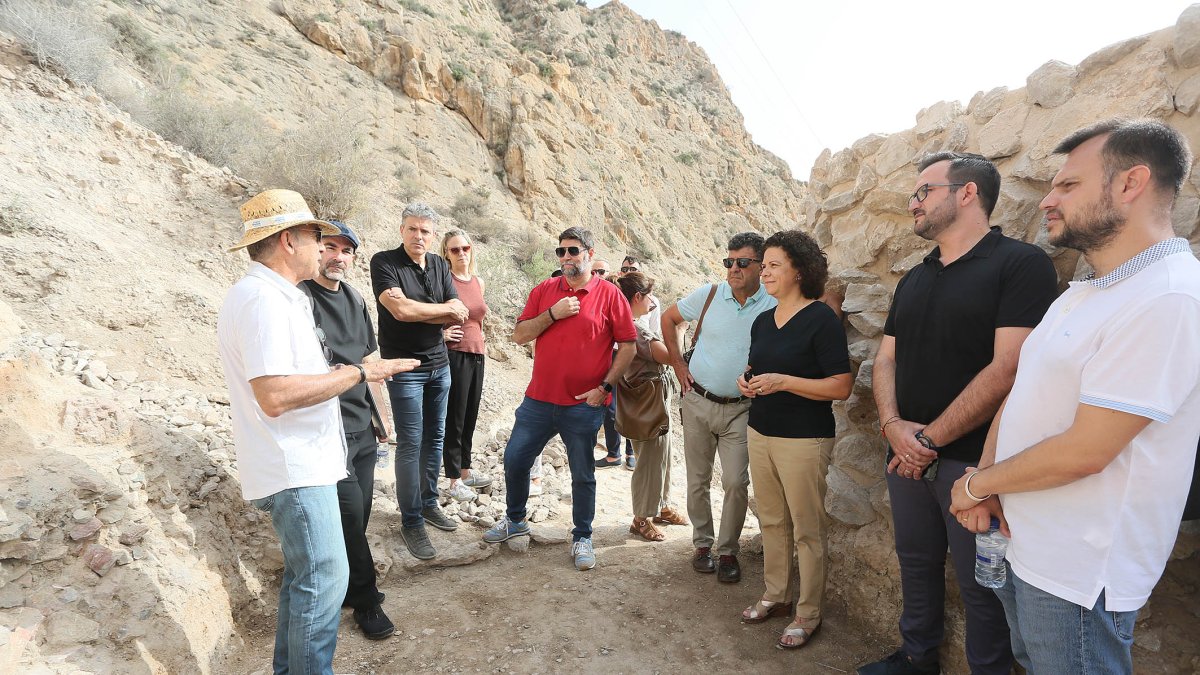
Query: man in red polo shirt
482 227 636 570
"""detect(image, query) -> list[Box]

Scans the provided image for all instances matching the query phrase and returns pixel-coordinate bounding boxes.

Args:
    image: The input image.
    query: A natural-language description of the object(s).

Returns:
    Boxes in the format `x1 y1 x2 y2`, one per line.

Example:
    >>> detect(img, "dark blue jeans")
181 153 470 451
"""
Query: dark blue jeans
388 366 450 529
503 397 604 541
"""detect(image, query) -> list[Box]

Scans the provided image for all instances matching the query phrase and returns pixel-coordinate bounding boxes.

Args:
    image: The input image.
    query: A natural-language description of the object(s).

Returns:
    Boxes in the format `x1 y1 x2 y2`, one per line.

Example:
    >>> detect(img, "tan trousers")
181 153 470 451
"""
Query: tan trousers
630 432 671 518
681 389 751 555
747 428 833 623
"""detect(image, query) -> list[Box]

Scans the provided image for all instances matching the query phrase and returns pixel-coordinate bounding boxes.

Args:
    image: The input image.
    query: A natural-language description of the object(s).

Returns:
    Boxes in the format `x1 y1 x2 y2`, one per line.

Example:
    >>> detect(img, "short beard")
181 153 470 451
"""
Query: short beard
1048 191 1124 253
561 262 584 279
915 197 956 241
321 265 346 282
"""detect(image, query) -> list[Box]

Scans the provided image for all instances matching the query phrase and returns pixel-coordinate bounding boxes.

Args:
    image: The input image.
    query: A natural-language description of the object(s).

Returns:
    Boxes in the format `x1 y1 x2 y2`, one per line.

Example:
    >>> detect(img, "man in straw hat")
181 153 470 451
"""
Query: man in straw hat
218 189 419 674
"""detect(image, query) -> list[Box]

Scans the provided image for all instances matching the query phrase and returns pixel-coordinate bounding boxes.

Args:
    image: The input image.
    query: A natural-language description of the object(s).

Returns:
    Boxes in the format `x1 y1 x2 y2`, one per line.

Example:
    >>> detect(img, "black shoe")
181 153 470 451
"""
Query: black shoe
692 546 716 573
857 650 940 675
422 506 459 532
717 554 741 583
595 456 621 469
353 604 395 640
401 526 436 560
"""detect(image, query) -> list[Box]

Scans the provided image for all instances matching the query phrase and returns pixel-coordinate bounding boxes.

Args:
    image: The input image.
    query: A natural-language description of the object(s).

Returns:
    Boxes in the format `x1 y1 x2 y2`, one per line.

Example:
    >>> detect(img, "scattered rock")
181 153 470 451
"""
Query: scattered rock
504 536 530 553
83 543 117 576
530 527 569 545
1026 60 1076 108
68 517 103 541
45 610 100 646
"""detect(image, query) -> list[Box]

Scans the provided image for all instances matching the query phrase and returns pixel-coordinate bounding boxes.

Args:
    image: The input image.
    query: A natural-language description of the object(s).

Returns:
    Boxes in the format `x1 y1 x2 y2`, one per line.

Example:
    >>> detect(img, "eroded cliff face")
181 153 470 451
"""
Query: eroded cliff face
813 10 1200 672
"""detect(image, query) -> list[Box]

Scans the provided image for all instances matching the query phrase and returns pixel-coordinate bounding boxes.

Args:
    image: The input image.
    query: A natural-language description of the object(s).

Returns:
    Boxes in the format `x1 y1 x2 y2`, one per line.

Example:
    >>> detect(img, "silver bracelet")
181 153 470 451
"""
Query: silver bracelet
964 471 991 502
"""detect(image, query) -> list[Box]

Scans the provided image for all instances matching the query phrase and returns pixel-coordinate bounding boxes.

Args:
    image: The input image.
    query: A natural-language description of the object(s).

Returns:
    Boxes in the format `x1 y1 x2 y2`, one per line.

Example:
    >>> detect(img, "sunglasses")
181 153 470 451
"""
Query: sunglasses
592 269 609 276
722 257 761 269
314 325 333 364
555 246 583 257
620 266 637 273
449 245 472 255
294 227 323 243
910 182 965 203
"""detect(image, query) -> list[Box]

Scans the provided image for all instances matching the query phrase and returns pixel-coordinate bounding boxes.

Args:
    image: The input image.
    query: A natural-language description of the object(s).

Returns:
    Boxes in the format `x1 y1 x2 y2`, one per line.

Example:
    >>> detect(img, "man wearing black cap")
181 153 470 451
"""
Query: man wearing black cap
302 221 395 640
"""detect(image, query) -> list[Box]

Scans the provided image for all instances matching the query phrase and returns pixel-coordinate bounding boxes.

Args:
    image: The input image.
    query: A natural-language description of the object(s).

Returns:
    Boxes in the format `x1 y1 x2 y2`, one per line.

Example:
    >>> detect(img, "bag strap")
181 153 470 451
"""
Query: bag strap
299 281 385 434
689 284 719 350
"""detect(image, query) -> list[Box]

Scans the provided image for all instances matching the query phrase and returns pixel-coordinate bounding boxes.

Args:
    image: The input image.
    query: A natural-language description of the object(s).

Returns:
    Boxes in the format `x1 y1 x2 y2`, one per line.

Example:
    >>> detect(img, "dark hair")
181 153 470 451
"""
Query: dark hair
727 231 766 258
622 255 637 265
764 230 828 300
917 152 1001 218
1053 118 1192 200
616 271 654 303
559 226 595 250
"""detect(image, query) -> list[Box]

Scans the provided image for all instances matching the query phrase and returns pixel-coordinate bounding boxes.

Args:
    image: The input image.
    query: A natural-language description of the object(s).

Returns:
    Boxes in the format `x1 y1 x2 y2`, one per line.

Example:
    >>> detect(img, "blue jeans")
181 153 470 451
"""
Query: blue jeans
993 561 1137 674
388 366 450 528
503 397 604 540
251 486 348 675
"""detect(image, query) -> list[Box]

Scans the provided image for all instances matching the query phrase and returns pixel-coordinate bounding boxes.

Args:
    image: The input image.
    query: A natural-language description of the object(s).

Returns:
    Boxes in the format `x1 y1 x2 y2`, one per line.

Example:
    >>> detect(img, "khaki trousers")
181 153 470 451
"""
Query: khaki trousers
747 428 833 623
630 432 671 518
681 389 751 555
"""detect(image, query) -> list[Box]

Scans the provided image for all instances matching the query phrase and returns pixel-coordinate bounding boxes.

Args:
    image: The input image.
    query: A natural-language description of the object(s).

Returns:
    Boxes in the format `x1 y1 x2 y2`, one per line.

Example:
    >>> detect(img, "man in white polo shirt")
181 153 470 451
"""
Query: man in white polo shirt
949 120 1200 674
218 189 418 675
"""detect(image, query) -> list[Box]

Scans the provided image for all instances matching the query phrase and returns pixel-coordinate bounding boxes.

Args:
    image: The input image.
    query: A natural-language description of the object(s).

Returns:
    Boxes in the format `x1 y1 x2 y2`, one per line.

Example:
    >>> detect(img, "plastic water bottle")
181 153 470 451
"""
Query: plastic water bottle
375 444 389 470
975 517 1008 588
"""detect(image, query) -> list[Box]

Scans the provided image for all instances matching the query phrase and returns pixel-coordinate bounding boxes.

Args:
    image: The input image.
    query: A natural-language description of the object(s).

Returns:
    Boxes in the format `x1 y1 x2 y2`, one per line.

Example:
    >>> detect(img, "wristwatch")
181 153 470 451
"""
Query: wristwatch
600 382 613 394
914 430 939 450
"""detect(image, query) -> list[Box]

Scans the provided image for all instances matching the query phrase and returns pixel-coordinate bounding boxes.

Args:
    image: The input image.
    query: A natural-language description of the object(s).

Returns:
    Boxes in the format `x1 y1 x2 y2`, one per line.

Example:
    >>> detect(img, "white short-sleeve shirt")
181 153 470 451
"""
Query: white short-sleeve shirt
217 262 347 500
996 241 1200 612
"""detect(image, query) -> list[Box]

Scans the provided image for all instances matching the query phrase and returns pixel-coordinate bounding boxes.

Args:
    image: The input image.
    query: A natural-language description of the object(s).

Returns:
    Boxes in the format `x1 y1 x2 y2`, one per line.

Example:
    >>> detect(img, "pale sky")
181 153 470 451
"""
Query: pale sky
591 1 1192 180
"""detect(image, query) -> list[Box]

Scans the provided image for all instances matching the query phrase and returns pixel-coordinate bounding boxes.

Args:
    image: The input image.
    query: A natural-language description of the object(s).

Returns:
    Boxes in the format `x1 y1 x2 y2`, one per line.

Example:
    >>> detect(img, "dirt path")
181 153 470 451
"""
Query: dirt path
229 464 890 674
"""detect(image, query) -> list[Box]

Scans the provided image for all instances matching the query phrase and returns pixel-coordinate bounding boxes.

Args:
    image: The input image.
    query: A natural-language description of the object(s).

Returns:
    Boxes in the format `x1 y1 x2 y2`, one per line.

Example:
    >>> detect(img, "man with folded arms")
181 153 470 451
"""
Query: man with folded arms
950 119 1200 674
218 189 418 674
661 232 776 583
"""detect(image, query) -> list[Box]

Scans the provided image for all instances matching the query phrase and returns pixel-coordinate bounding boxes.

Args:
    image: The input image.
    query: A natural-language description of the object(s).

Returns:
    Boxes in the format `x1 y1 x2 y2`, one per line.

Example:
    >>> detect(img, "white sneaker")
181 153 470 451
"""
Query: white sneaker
462 471 493 488
571 537 596 570
449 481 477 502
528 481 543 497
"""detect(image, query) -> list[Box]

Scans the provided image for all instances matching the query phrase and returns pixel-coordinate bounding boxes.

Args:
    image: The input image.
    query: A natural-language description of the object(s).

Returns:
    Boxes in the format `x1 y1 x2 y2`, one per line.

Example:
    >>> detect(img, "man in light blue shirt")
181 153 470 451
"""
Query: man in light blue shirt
661 232 776 583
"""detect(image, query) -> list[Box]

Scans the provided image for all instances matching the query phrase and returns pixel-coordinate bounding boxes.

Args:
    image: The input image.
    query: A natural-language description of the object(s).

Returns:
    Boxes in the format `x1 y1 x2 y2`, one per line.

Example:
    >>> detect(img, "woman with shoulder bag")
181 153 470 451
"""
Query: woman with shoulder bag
735 230 852 650
615 273 688 541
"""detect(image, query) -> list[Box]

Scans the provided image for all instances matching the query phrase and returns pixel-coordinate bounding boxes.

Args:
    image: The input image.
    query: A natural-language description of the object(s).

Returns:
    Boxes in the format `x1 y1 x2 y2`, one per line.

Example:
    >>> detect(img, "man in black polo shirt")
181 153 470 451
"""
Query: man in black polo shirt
859 153 1058 675
370 203 469 560
301 221 394 639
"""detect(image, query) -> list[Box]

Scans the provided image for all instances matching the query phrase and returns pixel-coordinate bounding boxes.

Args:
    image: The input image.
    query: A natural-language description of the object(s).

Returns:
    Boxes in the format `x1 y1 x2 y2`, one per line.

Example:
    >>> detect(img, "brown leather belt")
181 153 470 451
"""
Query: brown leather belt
691 381 747 405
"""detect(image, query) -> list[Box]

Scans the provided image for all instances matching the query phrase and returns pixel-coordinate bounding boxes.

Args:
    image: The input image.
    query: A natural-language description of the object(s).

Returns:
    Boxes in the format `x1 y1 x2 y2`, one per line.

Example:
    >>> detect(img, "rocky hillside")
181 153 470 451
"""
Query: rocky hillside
1 0 1199 672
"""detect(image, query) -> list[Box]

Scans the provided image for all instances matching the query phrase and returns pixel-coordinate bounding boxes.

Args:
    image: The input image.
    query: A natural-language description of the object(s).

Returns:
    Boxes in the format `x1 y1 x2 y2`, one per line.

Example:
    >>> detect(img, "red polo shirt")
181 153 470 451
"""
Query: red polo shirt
520 275 636 405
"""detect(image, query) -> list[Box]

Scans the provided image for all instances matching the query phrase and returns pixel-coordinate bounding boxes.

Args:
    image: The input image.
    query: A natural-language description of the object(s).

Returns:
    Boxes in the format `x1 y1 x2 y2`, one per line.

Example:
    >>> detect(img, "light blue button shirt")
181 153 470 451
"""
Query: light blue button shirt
677 282 776 398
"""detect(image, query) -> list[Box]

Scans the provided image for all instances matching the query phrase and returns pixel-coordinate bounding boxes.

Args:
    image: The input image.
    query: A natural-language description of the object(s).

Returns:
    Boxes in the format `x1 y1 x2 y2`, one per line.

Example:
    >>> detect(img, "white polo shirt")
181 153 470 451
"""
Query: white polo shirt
217 262 347 501
996 240 1200 612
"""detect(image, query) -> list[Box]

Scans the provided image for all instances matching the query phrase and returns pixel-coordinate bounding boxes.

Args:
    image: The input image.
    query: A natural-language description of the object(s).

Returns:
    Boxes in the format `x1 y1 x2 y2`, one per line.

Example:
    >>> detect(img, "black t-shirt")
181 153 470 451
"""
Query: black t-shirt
300 279 378 433
883 226 1059 462
369 247 457 371
747 301 850 438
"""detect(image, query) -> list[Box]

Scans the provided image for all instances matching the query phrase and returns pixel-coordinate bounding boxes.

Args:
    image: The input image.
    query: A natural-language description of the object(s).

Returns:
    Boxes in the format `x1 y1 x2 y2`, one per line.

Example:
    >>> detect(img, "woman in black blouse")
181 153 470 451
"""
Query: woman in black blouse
735 230 852 650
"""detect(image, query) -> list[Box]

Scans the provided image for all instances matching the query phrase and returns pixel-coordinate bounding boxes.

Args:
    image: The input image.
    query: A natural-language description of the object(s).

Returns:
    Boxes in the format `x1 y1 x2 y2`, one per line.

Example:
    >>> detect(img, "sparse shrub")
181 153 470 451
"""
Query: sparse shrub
0 0 113 85
393 163 422 202
0 198 36 236
106 13 164 70
537 61 553 79
604 43 617 59
555 0 573 10
358 18 384 33
397 0 435 17
254 108 382 221
475 244 528 325
449 63 466 81
675 151 700 166
451 190 487 223
140 88 264 170
565 51 589 67
541 91 554 102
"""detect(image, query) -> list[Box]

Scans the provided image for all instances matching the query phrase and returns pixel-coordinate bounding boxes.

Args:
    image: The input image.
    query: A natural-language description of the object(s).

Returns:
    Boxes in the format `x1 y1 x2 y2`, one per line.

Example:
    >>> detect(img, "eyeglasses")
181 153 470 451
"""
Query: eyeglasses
555 246 583 257
449 245 472 255
314 325 333 364
294 227 322 243
722 257 761 269
592 269 609 276
620 266 637 273
910 183 965 203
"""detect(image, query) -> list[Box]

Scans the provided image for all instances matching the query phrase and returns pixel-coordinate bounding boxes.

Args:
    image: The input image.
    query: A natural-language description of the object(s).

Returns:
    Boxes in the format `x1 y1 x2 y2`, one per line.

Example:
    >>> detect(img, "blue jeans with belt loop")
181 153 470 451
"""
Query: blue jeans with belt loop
387 365 451 528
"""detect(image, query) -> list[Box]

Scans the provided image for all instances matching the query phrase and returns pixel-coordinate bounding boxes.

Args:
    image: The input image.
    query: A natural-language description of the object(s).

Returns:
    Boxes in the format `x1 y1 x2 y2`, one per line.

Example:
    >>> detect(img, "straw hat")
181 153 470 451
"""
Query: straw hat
227 189 339 252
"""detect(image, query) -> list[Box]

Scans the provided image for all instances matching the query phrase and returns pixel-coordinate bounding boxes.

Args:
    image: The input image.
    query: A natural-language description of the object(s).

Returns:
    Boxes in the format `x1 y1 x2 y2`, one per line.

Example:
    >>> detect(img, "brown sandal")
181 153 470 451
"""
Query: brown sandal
741 600 793 624
776 620 820 650
629 517 665 542
652 506 689 526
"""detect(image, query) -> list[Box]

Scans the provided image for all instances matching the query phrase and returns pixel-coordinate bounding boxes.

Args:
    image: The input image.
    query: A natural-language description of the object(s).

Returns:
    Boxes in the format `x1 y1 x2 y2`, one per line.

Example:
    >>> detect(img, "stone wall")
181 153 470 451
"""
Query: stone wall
810 8 1200 672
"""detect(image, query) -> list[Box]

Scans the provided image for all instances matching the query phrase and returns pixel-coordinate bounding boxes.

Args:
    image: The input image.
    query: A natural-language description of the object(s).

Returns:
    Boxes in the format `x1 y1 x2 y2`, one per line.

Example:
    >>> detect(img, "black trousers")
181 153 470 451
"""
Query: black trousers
338 428 380 610
886 456 1013 674
444 350 485 478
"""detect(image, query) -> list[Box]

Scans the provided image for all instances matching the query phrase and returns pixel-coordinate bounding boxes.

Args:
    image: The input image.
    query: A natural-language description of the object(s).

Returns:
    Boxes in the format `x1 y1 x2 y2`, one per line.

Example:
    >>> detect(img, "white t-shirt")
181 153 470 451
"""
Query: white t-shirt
634 293 662 337
217 262 347 501
996 242 1200 612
